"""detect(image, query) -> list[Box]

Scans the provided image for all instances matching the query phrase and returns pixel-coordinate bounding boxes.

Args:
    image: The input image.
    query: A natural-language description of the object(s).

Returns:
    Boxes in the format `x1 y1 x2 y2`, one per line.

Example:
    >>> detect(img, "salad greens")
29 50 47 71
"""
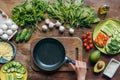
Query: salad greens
106 28 120 54
47 0 100 28
12 0 49 30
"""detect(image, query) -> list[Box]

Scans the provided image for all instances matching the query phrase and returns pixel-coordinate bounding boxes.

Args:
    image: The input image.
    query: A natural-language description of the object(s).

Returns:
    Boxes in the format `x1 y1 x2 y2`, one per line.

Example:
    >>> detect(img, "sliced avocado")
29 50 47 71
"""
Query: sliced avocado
94 61 105 73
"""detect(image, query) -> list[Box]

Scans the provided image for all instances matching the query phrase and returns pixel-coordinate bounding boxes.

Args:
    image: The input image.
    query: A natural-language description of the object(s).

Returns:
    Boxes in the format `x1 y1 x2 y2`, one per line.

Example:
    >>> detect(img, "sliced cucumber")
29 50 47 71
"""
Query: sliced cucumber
10 68 15 72
16 73 24 79
4 66 8 71
6 74 14 80
7 69 11 73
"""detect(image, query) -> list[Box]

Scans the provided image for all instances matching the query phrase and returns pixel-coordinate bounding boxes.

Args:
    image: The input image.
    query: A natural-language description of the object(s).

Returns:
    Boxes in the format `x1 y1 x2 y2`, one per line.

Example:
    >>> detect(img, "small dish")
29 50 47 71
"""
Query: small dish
103 58 120 78
0 39 16 63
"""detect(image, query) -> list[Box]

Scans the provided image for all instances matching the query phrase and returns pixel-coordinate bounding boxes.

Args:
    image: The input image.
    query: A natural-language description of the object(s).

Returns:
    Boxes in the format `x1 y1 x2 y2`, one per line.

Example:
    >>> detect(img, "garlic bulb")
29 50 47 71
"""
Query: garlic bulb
11 24 18 31
55 20 61 27
48 22 55 29
1 24 8 30
5 19 13 26
1 34 8 40
59 26 65 33
69 28 74 34
45 19 51 25
42 25 48 32
6 29 13 35
0 29 3 35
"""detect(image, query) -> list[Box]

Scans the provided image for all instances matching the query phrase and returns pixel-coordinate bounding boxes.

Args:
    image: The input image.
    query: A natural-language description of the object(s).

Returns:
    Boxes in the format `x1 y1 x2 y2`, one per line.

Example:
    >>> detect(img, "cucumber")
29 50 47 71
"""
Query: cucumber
7 69 11 73
15 62 22 68
10 68 15 72
19 29 28 41
2 69 6 73
15 32 22 43
24 29 32 41
17 69 21 73
16 73 24 79
4 66 8 71
20 67 26 74
6 74 14 80
12 61 16 66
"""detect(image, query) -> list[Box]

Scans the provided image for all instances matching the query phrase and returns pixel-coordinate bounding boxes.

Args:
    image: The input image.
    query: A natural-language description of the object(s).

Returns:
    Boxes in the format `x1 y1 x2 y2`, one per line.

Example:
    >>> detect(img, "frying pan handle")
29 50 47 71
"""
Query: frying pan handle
65 57 75 65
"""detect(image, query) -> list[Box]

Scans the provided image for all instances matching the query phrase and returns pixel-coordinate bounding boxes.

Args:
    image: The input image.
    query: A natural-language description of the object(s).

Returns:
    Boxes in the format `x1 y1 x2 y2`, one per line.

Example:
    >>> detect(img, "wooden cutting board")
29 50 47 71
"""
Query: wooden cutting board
30 37 82 71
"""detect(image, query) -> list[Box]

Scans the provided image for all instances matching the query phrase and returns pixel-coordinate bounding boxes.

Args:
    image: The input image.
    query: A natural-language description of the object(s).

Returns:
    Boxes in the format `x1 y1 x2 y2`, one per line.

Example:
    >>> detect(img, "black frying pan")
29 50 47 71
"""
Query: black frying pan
32 38 75 71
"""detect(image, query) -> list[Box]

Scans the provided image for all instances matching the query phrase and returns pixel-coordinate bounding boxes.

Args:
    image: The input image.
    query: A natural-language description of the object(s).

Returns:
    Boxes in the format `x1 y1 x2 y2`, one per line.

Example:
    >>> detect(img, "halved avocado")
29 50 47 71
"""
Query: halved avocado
94 61 105 73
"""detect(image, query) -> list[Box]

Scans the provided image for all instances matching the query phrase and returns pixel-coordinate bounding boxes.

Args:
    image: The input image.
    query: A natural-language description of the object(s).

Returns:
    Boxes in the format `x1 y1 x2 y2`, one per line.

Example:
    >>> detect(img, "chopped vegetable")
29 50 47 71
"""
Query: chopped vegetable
3 61 26 75
94 32 109 47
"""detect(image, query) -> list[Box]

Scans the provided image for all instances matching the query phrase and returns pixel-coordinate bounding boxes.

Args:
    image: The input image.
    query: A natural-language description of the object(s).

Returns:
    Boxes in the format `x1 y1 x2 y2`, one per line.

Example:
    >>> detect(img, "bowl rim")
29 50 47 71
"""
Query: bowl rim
0 39 16 63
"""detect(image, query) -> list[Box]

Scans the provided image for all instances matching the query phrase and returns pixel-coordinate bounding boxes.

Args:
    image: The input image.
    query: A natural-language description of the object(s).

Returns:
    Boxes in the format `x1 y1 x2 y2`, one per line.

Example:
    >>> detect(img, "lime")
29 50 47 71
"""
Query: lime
89 50 101 63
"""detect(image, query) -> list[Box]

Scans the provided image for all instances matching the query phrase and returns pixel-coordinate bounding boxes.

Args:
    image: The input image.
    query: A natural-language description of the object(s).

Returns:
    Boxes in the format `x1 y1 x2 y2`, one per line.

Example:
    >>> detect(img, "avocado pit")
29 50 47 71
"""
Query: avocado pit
94 60 105 73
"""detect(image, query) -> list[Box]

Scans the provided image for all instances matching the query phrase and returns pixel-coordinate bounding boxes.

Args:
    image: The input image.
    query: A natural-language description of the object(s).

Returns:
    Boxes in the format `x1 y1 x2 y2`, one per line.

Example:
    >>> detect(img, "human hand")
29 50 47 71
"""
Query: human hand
70 60 87 80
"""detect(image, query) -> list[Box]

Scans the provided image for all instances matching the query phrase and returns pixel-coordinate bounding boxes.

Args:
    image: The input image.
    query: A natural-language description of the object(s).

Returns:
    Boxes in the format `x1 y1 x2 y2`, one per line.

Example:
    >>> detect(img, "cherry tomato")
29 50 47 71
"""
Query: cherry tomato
82 34 87 39
83 43 87 47
89 40 92 44
86 46 90 51
86 32 90 36
88 35 92 40
83 39 87 43
89 44 93 48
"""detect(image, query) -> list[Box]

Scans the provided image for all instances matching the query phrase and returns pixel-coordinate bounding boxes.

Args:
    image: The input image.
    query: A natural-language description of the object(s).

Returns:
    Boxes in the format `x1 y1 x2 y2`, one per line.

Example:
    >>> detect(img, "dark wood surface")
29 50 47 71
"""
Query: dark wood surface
0 0 120 80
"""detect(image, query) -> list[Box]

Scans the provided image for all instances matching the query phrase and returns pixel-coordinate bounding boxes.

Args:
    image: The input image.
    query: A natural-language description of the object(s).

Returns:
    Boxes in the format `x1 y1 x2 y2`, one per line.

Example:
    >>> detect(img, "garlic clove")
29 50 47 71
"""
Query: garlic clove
42 25 48 32
48 22 55 29
55 20 61 27
45 18 51 25
1 34 8 40
0 29 3 35
59 26 65 33
1 24 8 30
69 28 74 34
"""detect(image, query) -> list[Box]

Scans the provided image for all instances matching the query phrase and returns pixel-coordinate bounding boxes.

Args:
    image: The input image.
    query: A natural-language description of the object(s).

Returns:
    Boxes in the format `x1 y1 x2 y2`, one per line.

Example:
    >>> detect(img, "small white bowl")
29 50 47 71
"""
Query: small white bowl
103 58 120 78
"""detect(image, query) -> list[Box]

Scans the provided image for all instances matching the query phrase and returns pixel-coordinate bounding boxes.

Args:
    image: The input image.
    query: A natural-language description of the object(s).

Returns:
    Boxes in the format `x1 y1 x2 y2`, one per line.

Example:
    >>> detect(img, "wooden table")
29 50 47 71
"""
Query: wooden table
0 0 120 80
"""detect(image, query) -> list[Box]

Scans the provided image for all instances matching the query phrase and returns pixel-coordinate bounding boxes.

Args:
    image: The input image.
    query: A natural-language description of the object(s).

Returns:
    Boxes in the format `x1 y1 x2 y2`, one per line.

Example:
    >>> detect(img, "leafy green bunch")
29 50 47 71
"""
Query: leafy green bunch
47 0 100 28
12 0 49 30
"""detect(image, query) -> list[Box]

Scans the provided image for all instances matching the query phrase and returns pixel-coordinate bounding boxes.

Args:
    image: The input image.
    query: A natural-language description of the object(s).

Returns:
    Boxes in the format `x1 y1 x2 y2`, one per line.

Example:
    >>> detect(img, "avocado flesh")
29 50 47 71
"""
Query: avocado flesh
94 61 105 73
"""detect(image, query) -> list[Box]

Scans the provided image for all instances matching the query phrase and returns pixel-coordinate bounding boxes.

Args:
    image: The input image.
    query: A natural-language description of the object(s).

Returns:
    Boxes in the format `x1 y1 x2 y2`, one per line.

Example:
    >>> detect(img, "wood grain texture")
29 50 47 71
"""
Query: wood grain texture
0 0 120 80
30 37 82 71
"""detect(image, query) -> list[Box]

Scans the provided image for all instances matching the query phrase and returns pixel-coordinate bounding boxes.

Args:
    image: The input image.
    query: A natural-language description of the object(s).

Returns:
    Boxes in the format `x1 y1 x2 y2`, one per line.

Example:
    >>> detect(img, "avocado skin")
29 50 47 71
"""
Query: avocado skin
94 61 105 73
